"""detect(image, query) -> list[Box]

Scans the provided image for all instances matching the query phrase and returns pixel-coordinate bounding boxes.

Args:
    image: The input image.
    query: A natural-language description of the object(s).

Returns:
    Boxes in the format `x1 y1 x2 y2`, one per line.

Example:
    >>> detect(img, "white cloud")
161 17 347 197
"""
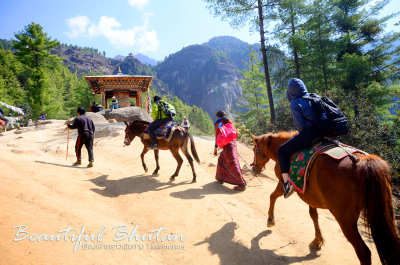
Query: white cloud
65 16 90 38
128 0 149 9
65 14 159 53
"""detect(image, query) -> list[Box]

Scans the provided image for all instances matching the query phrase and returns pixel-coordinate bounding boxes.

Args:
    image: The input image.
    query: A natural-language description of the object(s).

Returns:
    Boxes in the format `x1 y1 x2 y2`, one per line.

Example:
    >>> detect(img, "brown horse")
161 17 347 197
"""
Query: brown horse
124 120 200 182
251 131 400 265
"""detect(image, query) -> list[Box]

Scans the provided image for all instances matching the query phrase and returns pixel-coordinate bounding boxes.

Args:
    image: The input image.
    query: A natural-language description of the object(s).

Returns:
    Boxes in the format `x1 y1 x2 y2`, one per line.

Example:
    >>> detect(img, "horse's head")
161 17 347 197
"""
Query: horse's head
251 133 272 175
124 120 149 146
124 121 134 146
251 131 297 175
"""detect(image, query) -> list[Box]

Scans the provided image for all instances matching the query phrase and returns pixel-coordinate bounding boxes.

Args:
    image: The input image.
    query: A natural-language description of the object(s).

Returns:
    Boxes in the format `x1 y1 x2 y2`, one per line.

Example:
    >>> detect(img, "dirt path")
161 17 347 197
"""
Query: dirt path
0 121 380 264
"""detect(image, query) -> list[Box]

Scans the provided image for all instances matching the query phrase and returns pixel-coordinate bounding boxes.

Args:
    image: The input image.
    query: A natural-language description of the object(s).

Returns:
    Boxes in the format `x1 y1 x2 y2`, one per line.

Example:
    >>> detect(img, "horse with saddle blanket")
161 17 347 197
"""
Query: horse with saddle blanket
251 132 400 265
123 120 200 183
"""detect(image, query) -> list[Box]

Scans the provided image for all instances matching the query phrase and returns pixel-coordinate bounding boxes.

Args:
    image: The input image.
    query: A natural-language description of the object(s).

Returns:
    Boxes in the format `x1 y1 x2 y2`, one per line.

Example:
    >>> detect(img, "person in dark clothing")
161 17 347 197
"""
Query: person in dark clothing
147 95 174 150
67 107 95 167
278 78 323 198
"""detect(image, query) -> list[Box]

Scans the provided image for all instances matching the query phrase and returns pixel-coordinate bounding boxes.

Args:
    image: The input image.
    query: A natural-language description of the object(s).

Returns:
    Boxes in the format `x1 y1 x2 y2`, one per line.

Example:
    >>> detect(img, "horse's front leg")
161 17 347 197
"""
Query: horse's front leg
309 206 324 249
141 146 149 173
152 149 160 175
267 181 284 227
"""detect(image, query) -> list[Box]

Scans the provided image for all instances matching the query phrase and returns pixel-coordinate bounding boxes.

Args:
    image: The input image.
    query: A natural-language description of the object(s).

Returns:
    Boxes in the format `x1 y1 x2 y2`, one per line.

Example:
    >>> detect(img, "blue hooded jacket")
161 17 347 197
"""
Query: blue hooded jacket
287 78 316 132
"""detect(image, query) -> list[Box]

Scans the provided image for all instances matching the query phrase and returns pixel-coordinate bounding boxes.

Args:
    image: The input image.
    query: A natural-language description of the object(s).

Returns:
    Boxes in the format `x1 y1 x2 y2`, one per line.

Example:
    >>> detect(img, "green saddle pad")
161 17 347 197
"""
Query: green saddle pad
289 142 335 194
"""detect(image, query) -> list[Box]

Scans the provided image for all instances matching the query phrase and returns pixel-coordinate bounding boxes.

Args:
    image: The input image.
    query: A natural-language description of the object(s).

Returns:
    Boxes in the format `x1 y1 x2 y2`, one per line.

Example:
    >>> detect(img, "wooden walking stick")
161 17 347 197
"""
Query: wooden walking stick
66 118 69 160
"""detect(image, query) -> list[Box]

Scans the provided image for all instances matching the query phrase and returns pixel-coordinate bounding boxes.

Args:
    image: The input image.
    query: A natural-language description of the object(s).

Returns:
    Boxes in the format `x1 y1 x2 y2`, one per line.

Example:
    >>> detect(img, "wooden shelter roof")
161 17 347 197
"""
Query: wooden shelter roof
85 74 153 94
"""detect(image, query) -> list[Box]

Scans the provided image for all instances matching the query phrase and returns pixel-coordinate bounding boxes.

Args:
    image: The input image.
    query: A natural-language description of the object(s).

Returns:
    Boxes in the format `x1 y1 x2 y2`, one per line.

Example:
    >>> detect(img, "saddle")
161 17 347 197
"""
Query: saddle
289 139 366 194
143 121 182 142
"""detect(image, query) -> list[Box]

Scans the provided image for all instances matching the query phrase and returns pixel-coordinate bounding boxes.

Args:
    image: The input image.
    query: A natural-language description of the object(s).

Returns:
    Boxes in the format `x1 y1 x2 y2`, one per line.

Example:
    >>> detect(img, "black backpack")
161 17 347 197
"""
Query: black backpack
302 93 349 137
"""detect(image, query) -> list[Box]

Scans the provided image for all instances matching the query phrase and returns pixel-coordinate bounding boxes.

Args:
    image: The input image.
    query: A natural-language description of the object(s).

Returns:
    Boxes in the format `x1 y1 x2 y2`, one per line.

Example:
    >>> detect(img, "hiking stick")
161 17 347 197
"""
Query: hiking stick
66 118 69 160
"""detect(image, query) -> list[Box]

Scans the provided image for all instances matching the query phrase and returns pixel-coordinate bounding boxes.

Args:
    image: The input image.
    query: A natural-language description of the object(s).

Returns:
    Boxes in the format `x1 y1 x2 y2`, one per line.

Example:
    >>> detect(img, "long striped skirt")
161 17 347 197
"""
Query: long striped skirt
215 140 246 186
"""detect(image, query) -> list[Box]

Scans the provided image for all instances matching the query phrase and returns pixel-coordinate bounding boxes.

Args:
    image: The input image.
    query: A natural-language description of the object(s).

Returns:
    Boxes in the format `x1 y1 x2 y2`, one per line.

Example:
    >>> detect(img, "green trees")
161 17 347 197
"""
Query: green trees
236 49 269 135
12 23 63 118
0 49 26 106
5 23 98 119
13 23 60 69
168 96 214 135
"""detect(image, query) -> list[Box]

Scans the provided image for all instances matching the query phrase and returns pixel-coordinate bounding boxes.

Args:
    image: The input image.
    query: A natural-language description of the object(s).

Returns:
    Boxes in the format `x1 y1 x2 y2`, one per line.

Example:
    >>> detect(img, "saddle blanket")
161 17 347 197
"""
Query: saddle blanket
289 141 364 194
143 121 181 142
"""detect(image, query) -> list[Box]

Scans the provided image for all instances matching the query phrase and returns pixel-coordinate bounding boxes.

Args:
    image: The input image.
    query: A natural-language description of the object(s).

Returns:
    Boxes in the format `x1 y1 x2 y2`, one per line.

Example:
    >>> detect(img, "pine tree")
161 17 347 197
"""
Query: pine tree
0 48 26 106
12 23 61 118
332 0 400 116
236 48 269 134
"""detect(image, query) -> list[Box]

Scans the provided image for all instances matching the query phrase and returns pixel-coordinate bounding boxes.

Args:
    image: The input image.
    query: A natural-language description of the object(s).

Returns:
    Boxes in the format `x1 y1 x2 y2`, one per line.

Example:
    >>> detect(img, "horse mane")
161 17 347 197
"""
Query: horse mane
131 120 150 126
129 120 150 136
255 131 297 161
258 131 297 143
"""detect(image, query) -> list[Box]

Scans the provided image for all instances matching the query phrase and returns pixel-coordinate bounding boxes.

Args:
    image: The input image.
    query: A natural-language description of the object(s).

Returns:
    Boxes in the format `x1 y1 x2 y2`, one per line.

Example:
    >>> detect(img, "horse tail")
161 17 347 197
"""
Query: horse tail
187 132 200 164
358 154 400 265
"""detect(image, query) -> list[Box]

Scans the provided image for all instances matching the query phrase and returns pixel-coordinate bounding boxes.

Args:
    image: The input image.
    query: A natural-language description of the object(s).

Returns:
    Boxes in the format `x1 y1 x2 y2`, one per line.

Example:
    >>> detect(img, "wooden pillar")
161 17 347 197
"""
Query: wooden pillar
101 89 106 109
135 92 140 107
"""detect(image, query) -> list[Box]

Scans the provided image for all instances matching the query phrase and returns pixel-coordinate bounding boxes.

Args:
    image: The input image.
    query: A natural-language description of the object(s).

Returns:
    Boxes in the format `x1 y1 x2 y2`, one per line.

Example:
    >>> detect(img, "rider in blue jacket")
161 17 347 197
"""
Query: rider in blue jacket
278 78 322 198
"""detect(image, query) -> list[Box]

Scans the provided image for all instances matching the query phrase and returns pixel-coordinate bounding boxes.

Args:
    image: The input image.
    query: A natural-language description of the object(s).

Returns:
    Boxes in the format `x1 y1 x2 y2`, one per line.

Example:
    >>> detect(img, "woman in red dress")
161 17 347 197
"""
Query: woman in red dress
214 110 246 191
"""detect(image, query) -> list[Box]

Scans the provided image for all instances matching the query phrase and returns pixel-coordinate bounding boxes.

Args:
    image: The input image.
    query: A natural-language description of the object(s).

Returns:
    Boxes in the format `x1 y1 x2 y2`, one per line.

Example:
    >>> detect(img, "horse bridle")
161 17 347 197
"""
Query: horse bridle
124 122 133 145
250 141 261 167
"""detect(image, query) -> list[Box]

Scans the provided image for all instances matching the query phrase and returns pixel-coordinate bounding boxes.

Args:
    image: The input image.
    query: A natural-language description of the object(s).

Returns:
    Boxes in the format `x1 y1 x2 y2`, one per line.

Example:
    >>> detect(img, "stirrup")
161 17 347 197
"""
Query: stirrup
283 182 294 199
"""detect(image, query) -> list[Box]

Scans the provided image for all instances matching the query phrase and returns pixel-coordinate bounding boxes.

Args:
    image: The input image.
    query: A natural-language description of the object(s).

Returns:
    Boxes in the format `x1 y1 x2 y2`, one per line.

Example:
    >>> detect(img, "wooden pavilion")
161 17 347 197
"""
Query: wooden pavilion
85 69 153 109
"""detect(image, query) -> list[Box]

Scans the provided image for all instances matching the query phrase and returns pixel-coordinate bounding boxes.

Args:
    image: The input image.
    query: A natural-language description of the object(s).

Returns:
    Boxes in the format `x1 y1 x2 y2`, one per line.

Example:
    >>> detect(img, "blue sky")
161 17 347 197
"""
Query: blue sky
0 0 399 61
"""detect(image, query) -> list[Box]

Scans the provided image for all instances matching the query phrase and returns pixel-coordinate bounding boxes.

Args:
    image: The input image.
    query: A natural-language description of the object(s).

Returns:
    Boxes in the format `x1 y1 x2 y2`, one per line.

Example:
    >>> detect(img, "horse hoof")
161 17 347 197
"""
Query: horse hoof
267 219 275 228
309 240 323 250
152 171 158 175
170 176 176 181
144 168 148 173
192 179 196 183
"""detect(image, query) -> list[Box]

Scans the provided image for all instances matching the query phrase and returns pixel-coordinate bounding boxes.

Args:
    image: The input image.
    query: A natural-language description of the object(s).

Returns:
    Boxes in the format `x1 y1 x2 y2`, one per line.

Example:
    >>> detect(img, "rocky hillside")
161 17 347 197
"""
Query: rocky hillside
206 36 260 71
51 44 119 75
155 44 244 117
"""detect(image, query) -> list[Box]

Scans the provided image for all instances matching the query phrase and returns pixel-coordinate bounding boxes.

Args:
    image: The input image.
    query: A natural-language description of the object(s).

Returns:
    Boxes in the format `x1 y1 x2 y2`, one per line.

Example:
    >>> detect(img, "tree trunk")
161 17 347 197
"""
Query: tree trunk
257 0 276 125
290 6 300 78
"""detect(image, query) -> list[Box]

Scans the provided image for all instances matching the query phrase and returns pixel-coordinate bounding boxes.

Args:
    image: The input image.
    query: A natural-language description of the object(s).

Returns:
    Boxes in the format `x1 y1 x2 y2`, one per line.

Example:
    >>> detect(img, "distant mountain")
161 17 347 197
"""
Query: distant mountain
134 53 158 66
113 53 157 66
156 43 244 118
113 55 126 61
206 36 260 70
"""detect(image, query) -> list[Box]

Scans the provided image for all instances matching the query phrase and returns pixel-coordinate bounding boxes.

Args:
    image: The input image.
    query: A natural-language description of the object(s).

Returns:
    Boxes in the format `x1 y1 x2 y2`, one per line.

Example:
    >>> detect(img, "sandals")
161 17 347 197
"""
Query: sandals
233 185 246 191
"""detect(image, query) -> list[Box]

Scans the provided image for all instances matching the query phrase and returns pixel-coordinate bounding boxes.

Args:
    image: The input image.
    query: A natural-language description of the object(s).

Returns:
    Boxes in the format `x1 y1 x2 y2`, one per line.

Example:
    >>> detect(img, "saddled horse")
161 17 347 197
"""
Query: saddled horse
124 120 200 182
251 131 400 265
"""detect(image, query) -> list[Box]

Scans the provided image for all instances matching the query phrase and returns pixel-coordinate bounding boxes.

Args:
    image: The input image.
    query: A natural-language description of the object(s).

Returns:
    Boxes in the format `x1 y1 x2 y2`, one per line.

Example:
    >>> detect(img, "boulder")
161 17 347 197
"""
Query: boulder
98 107 152 123
85 112 108 124
94 124 124 138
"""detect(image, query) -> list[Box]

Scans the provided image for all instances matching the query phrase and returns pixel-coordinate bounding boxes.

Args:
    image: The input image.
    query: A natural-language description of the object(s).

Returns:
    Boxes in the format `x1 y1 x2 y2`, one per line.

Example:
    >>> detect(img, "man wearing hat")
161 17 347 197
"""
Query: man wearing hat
109 96 120 110
147 95 174 150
